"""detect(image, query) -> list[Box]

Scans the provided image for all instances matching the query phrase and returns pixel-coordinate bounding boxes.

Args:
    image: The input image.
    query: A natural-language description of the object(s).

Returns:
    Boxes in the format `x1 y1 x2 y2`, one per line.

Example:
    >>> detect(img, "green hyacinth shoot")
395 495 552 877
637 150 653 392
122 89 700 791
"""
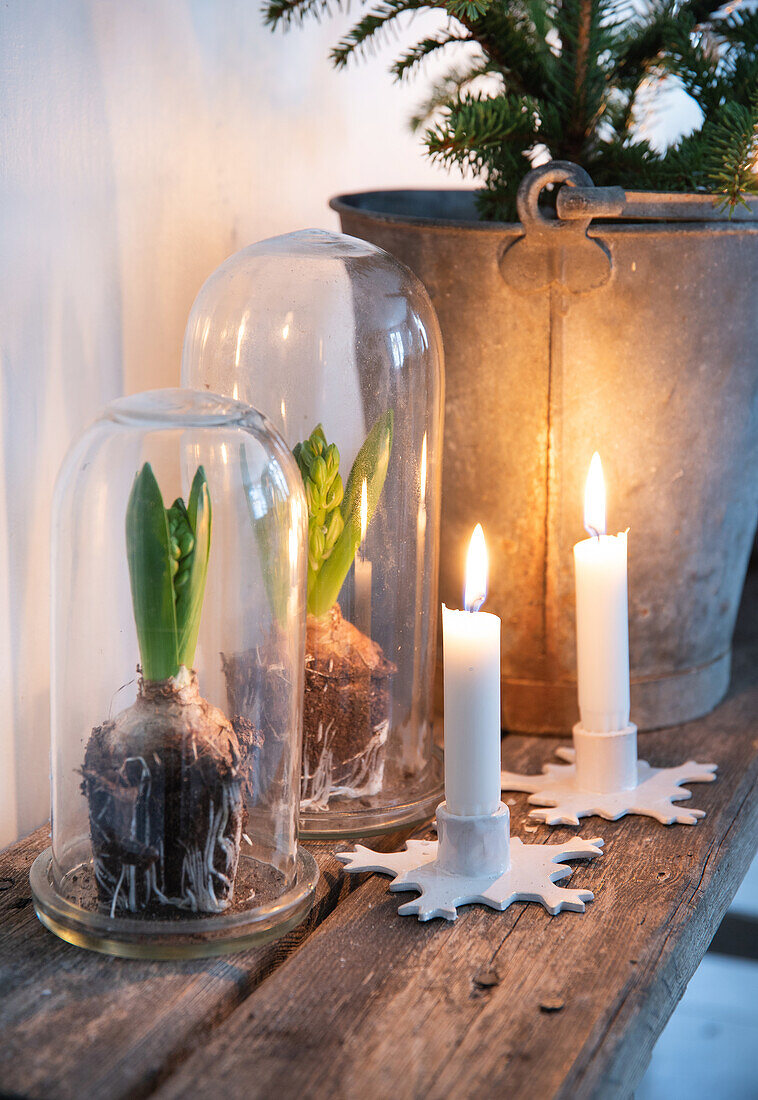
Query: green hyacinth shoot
293 411 393 619
126 463 212 682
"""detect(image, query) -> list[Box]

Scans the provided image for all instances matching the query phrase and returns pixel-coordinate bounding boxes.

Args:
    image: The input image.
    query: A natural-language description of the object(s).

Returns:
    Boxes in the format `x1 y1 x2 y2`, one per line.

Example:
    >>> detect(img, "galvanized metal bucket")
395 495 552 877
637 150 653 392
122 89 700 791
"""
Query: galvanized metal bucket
331 162 758 733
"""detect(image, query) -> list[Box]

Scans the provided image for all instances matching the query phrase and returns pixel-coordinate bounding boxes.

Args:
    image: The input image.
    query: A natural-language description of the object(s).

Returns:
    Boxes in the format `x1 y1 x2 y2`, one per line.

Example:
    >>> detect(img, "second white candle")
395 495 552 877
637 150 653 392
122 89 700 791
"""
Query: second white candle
574 453 630 734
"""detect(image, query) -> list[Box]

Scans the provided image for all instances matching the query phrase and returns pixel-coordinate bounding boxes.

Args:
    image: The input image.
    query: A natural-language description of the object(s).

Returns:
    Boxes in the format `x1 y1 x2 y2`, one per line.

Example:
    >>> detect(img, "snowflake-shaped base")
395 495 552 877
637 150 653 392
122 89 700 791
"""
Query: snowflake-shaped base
501 745 717 826
336 802 603 921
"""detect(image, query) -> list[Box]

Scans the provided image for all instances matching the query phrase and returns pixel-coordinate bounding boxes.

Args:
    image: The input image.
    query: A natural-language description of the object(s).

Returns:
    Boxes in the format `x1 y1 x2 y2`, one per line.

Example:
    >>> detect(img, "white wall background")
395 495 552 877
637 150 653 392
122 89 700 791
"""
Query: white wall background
0 0 460 846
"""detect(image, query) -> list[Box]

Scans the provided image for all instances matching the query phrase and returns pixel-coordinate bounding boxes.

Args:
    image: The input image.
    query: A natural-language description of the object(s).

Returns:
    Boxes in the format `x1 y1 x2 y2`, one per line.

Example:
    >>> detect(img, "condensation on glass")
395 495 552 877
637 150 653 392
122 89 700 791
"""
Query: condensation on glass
182 230 444 837
31 389 317 958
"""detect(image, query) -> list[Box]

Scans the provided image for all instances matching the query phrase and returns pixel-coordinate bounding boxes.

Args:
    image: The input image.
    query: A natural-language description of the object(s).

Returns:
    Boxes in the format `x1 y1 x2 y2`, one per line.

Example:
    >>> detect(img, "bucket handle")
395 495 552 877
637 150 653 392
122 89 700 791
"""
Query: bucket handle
502 161 625 294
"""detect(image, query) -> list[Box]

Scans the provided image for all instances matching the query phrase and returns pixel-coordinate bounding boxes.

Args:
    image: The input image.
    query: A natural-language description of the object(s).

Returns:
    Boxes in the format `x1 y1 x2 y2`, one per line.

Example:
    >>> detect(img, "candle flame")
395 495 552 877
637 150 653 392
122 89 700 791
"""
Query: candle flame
360 478 368 544
584 452 606 538
464 523 488 612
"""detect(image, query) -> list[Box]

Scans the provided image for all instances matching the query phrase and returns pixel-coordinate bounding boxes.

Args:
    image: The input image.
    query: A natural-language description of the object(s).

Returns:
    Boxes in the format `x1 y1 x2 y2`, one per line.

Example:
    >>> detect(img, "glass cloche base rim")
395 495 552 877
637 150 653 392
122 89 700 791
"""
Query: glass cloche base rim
299 751 444 839
30 845 319 960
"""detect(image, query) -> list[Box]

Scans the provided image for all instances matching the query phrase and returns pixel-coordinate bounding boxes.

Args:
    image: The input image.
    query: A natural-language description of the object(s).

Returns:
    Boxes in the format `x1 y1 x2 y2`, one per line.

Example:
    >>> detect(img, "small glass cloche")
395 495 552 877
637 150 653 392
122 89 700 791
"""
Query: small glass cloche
31 389 317 958
182 229 445 837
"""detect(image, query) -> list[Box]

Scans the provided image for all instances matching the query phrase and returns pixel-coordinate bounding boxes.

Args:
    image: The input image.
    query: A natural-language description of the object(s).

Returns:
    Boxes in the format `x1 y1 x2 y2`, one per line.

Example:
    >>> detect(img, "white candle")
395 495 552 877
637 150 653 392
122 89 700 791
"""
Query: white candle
573 453 630 733
354 478 372 636
442 524 502 817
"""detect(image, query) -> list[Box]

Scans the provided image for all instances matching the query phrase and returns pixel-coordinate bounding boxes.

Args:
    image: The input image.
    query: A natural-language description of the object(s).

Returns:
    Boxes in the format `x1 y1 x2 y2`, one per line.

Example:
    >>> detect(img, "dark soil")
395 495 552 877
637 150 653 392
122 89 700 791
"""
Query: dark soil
301 604 396 806
81 668 259 916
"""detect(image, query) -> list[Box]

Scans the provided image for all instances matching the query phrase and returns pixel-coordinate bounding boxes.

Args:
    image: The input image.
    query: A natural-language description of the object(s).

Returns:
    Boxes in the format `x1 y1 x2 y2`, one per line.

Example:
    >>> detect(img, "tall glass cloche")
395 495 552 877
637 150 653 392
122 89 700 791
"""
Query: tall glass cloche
182 230 444 837
31 389 317 957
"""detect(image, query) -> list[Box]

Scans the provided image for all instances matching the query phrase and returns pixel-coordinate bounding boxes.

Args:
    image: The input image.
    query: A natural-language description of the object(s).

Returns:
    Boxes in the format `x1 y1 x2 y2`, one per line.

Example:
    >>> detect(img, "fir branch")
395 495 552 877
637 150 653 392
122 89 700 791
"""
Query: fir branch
453 7 556 98
655 15 722 113
425 92 540 169
409 58 497 130
392 33 474 82
264 0 338 27
268 0 758 220
331 0 433 68
704 97 758 211
589 135 672 191
613 0 725 84
551 0 619 158
718 10 758 52
446 0 493 19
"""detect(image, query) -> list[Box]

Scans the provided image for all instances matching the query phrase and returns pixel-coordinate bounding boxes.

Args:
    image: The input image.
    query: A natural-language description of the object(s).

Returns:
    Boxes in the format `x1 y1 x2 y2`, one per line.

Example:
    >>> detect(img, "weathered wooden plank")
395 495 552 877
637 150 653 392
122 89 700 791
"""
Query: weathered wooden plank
0 826 408 1100
3 583 757 1100
152 652 758 1100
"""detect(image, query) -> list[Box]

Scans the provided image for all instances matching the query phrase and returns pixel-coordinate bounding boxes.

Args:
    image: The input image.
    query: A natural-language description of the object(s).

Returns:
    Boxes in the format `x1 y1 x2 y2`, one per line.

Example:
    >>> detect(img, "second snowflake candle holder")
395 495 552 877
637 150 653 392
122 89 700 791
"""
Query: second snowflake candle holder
501 722 717 826
501 453 717 826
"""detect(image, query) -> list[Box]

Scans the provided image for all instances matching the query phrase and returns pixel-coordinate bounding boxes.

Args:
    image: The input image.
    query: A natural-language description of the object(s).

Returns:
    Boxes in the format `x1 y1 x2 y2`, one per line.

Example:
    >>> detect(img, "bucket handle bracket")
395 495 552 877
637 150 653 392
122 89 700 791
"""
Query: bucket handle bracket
500 162 624 295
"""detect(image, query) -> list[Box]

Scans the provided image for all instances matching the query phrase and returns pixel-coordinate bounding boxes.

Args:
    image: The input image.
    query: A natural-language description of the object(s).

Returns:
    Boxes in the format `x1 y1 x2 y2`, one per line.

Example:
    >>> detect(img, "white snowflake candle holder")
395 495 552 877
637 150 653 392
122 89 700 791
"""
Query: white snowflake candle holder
500 722 717 827
337 800 603 922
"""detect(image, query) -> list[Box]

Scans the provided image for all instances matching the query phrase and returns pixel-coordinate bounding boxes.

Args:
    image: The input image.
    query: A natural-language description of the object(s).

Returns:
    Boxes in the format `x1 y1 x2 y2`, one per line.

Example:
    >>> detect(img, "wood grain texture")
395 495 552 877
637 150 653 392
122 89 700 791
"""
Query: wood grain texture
2 579 757 1100
0 828 407 1100
152 659 758 1099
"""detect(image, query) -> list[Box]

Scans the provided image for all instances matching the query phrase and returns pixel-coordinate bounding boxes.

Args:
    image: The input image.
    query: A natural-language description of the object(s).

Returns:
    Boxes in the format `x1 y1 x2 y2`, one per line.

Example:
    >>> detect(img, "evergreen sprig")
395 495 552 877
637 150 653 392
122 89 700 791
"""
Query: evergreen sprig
704 95 758 210
392 33 474 82
266 0 758 220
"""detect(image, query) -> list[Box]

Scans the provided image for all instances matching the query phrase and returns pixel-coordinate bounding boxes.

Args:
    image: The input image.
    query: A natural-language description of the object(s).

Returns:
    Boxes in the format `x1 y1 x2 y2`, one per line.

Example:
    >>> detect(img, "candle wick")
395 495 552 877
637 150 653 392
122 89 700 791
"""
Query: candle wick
585 524 602 541
464 593 486 613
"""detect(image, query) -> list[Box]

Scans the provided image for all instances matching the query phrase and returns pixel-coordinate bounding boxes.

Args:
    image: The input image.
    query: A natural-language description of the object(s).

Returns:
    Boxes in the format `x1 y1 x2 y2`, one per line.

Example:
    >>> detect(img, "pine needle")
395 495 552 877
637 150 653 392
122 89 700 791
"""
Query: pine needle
267 0 758 219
